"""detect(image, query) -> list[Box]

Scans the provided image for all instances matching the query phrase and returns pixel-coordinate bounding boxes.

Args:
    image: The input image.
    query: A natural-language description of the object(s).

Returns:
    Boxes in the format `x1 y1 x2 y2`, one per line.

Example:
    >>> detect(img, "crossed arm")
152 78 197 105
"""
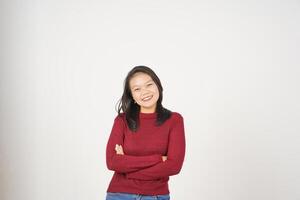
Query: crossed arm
106 114 185 180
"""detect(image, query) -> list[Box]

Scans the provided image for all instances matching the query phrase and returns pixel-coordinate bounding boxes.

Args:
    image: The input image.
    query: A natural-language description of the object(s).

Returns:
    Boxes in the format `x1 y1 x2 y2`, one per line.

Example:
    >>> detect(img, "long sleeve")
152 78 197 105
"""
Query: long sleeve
125 114 186 180
106 114 162 173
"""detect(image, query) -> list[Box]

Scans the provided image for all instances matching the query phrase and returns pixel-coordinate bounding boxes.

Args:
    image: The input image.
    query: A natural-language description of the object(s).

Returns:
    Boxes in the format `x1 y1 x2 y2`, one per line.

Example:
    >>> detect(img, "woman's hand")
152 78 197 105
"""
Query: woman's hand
115 144 124 155
115 144 166 162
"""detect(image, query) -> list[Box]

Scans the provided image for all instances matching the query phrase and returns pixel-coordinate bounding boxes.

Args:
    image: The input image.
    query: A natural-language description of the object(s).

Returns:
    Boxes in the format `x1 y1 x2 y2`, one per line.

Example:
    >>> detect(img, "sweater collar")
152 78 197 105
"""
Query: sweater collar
139 112 157 119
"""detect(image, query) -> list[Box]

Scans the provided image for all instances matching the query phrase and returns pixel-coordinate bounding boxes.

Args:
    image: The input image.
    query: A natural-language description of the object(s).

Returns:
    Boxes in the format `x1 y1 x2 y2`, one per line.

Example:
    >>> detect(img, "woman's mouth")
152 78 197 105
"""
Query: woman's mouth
142 95 153 102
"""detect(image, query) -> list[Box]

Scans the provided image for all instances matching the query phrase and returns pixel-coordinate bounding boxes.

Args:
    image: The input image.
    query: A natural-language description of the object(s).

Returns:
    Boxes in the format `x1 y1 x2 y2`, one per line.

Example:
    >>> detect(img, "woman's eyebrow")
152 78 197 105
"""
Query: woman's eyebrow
132 80 153 88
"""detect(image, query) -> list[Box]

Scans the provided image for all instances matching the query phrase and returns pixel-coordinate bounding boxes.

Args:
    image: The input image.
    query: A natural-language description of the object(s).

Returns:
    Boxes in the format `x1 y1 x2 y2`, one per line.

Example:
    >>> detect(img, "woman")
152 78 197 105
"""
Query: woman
105 66 185 200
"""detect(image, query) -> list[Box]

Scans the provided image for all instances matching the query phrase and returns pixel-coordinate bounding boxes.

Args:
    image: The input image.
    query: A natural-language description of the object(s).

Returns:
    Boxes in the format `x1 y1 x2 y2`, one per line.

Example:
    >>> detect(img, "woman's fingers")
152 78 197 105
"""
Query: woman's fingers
115 144 124 155
162 156 167 162
118 145 124 155
115 144 119 151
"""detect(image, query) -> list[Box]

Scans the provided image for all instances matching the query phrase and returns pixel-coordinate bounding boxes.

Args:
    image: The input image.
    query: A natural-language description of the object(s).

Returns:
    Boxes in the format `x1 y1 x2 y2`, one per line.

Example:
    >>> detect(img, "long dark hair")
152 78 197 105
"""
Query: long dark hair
115 65 172 132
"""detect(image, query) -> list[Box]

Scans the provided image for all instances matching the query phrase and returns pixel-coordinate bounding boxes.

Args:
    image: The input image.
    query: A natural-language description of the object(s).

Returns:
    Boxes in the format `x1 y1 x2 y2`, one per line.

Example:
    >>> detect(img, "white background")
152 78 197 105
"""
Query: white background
1 1 299 200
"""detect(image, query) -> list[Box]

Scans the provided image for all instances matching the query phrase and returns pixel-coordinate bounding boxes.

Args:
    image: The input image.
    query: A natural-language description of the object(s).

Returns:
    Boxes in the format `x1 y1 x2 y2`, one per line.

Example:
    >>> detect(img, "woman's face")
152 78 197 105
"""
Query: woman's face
129 72 159 113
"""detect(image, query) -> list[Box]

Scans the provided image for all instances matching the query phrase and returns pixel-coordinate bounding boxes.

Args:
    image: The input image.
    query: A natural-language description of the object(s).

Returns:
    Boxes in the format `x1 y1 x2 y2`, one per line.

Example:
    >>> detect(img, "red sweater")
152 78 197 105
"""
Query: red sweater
106 111 185 195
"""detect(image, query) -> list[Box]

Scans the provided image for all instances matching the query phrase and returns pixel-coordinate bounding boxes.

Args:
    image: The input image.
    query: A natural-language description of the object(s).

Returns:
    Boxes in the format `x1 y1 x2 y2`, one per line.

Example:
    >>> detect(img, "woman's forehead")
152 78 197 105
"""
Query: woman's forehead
130 73 153 87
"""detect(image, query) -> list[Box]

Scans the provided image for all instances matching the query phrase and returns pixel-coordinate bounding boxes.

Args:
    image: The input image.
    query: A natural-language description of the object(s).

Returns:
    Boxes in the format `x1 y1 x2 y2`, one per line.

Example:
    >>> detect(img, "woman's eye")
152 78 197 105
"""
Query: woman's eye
134 88 140 91
147 84 152 86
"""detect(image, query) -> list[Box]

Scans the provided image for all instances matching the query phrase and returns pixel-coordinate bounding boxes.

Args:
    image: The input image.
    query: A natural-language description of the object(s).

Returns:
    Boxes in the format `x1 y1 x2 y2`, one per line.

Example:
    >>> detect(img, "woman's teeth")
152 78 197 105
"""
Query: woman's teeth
142 96 152 101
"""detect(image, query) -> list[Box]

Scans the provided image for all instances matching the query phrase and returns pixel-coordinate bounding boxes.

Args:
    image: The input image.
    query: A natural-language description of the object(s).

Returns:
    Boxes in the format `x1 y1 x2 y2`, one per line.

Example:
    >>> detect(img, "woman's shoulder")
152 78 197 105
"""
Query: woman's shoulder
170 111 184 121
113 112 126 122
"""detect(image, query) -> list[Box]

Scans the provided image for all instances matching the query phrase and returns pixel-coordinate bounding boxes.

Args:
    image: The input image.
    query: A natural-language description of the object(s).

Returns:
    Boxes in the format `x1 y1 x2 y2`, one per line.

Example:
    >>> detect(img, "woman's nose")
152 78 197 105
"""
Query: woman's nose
141 89 150 95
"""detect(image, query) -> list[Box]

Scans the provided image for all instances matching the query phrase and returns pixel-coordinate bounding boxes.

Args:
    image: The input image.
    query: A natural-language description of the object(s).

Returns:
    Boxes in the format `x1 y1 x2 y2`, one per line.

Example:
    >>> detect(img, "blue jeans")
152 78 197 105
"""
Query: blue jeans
106 192 170 200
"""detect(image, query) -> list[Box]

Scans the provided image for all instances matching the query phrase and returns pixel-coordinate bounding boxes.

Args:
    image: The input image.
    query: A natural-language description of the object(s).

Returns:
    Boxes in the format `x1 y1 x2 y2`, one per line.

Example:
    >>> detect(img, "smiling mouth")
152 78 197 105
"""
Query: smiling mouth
142 95 153 102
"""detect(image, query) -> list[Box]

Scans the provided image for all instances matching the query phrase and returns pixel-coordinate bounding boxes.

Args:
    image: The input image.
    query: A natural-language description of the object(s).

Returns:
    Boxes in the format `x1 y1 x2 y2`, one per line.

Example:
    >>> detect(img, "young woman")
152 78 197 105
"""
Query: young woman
105 66 185 200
